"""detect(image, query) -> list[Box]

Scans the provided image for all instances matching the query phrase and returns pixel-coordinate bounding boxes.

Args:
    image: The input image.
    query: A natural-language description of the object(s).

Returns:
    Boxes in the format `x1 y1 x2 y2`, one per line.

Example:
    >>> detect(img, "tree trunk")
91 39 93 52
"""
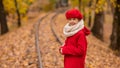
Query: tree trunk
88 11 92 27
88 0 92 27
78 0 86 21
110 0 120 51
91 12 104 41
61 0 68 7
91 0 104 41
14 0 21 27
78 0 82 10
0 0 9 35
55 0 62 8
107 0 114 15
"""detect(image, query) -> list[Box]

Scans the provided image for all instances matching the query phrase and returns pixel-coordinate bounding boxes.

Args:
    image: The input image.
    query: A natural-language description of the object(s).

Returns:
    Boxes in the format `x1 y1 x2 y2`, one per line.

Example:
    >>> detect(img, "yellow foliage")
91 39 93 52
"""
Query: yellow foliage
118 5 120 8
3 0 35 14
19 2 29 14
70 0 79 8
95 9 99 14
3 0 16 14
43 4 53 12
42 0 56 12
110 0 116 8
95 0 106 13
29 0 35 3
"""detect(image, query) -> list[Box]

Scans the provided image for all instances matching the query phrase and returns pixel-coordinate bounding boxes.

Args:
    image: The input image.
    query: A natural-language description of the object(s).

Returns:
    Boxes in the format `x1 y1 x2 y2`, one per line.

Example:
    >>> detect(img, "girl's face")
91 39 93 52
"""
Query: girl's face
68 18 79 26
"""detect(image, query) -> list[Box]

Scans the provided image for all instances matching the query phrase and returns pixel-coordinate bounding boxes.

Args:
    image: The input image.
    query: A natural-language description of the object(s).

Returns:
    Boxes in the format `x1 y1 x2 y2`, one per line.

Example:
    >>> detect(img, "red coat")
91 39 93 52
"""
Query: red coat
61 27 90 68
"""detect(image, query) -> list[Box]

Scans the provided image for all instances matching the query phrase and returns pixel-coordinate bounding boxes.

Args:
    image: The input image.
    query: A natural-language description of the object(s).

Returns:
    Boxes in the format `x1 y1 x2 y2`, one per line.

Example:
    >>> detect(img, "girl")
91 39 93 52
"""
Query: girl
59 9 90 68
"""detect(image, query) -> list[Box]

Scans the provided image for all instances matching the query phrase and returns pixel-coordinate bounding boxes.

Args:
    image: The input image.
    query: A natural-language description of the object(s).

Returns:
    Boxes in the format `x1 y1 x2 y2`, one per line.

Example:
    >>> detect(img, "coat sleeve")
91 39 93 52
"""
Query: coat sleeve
62 33 87 56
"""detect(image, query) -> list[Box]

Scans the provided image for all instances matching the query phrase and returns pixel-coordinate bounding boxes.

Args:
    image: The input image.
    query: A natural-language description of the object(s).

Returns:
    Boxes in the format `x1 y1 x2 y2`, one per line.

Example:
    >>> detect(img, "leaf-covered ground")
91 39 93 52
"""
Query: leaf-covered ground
54 13 120 68
0 12 120 68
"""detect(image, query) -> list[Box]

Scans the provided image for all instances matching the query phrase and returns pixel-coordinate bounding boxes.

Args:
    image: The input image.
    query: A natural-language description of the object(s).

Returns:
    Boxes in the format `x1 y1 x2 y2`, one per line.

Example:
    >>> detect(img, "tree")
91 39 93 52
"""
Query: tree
55 0 61 8
3 0 35 27
79 0 82 10
91 0 104 41
78 0 88 21
0 0 8 35
56 0 68 8
61 0 68 7
88 0 92 27
14 0 21 27
110 0 120 51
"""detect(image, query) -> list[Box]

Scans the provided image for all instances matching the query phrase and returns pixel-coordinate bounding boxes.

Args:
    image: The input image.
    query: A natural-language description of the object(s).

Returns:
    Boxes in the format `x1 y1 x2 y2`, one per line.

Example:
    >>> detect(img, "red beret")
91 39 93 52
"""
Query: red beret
65 9 83 20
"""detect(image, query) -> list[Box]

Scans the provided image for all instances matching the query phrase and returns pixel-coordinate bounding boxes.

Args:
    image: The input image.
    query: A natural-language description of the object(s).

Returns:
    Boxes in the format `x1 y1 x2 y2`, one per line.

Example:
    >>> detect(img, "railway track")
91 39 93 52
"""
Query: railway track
50 11 64 45
34 12 50 68
34 8 67 68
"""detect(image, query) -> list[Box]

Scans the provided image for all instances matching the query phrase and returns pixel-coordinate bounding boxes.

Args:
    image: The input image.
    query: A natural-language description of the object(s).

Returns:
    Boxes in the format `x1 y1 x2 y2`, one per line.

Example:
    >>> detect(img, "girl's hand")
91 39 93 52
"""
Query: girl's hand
62 43 65 46
59 43 65 54
59 47 63 54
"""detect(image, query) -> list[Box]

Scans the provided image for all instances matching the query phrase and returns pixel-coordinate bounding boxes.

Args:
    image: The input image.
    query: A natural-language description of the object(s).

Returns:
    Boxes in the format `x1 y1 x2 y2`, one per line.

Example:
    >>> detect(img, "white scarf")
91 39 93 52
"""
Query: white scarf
63 19 84 37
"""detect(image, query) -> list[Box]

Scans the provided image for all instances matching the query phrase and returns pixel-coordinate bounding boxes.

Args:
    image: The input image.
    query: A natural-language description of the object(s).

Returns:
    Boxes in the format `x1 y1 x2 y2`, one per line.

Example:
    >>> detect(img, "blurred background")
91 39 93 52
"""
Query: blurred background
0 0 120 68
